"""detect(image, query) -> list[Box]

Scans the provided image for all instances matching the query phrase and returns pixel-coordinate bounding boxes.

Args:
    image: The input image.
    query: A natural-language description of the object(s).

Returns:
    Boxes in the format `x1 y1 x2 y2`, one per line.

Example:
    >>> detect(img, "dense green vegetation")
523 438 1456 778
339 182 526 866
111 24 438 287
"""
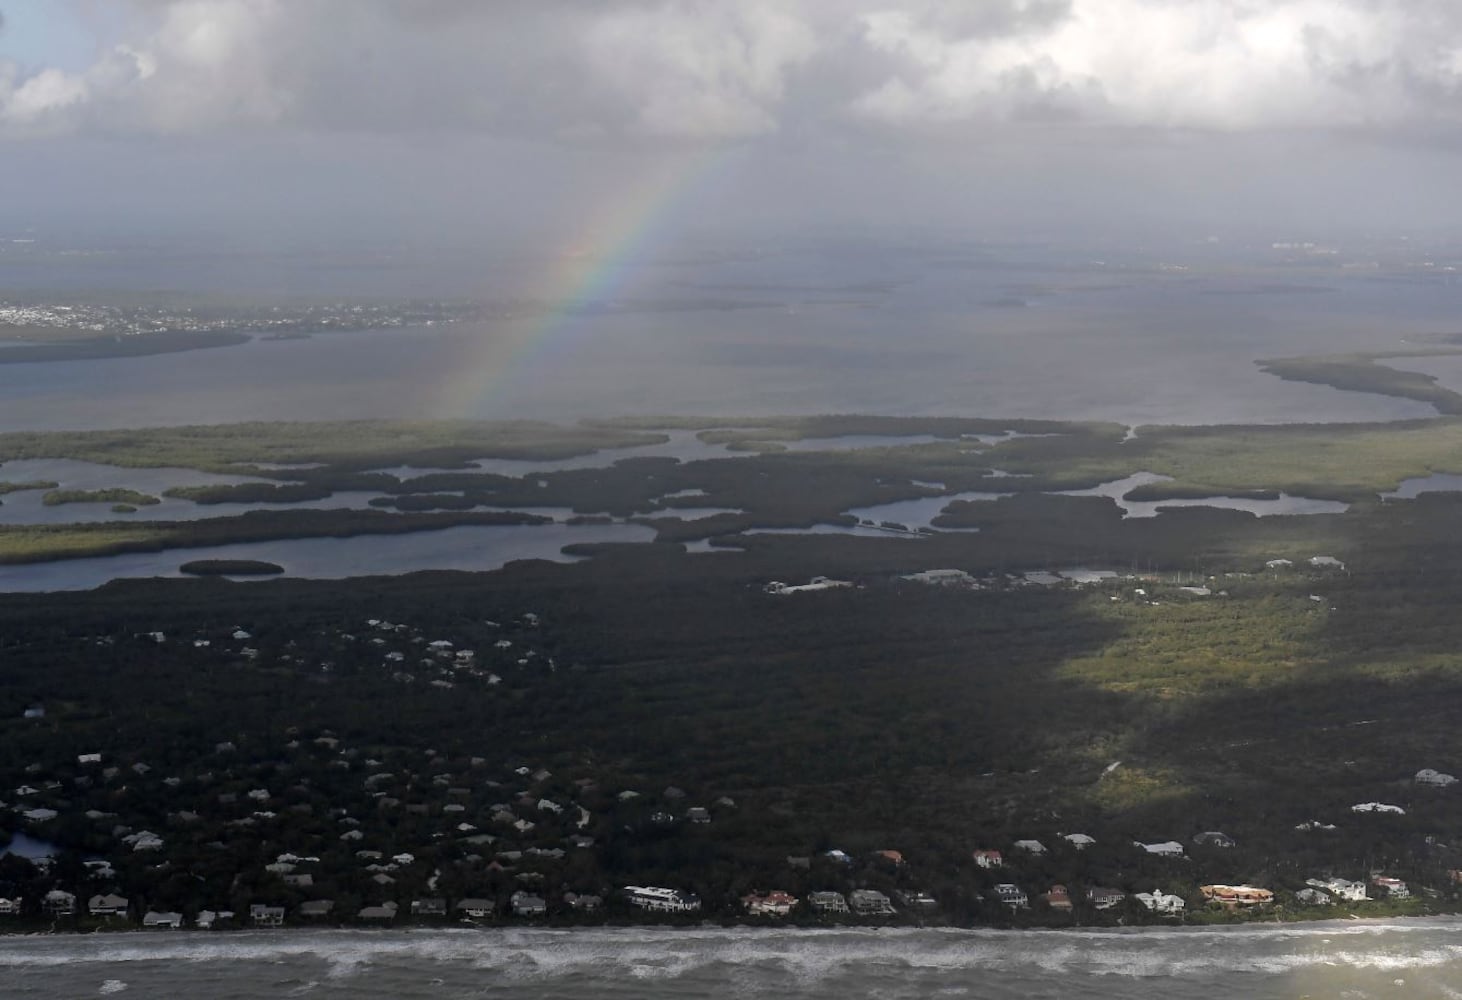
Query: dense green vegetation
1123 483 1279 502
178 559 285 576
0 481 58 496
41 488 160 508
0 420 666 472
0 509 548 564
164 482 335 504
1258 350 1462 415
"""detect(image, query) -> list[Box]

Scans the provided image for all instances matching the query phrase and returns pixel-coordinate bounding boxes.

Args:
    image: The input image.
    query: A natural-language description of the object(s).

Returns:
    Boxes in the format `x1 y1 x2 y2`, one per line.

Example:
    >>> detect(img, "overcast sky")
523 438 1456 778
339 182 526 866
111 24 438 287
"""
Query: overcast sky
4 1 1462 248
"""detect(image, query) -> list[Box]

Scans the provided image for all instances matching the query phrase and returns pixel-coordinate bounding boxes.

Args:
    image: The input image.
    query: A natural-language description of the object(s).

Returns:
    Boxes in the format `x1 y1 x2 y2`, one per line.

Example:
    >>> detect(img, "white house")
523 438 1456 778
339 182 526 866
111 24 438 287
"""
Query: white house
143 911 184 929
1062 833 1096 850
1012 839 1047 855
992 884 1028 909
1416 768 1457 787
1134 889 1185 914
1351 802 1405 815
623 886 701 912
88 894 129 918
1307 877 1368 902
1135 841 1186 857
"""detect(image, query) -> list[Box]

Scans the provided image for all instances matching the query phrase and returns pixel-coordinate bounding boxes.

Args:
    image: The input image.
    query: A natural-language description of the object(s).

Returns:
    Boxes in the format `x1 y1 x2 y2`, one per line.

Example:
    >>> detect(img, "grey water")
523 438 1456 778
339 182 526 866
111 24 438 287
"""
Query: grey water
2 241 1458 432
846 491 1012 529
2 922 1462 999
1383 472 1462 499
1059 473 1351 518
0 522 657 593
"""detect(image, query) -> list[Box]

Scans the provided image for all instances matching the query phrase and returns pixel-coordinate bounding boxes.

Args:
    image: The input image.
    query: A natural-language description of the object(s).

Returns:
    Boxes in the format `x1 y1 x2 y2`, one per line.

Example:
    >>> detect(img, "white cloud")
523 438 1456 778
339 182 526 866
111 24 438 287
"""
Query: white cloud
2 0 1462 140
2 67 90 124
849 0 1462 131
584 1 818 137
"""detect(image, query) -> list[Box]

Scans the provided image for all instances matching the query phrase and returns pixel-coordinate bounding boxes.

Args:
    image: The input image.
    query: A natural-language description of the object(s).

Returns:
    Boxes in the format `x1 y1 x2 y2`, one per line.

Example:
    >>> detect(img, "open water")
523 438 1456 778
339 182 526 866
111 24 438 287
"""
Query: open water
3 922 1462 998
2 237 1458 431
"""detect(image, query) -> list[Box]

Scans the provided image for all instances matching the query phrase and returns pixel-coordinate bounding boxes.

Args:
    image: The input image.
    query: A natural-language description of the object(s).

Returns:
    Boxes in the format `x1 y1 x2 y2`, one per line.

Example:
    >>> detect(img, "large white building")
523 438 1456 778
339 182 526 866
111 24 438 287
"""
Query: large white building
1134 889 1185 914
1306 877 1368 902
623 886 701 912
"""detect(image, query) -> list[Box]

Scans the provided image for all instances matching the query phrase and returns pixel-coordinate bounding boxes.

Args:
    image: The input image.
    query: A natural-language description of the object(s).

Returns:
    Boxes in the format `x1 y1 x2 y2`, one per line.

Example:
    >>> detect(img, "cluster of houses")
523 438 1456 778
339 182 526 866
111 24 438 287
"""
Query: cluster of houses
3 605 1457 932
1 612 759 928
964 830 1424 917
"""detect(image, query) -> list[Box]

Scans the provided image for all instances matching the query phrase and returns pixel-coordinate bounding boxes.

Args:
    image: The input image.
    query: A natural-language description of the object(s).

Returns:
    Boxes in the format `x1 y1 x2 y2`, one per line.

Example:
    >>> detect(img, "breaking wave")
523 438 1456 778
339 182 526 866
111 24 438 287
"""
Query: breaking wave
2 920 1462 984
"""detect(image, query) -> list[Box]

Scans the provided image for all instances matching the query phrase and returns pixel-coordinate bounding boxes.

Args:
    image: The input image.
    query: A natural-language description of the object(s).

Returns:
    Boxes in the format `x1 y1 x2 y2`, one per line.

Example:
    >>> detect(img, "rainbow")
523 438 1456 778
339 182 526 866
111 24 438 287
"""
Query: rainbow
438 145 745 418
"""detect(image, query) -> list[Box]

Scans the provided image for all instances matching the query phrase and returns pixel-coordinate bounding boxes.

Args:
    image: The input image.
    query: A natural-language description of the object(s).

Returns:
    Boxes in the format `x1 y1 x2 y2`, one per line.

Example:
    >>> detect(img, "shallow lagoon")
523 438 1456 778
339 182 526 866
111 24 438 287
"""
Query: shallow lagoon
1059 473 1350 519
0 522 657 593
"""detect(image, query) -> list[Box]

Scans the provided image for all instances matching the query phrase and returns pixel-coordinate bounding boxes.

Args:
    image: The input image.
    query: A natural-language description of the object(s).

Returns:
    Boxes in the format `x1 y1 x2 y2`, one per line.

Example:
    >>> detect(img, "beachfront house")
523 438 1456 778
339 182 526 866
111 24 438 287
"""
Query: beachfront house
456 898 495 918
563 892 602 912
143 911 184 929
1307 877 1369 902
510 892 547 917
624 886 701 913
742 890 799 916
1042 885 1073 911
993 884 1028 909
88 893 129 918
358 902 398 921
1135 889 1185 914
1200 884 1274 908
250 904 285 927
848 889 896 915
809 891 849 913
43 890 76 916
1371 876 1409 899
